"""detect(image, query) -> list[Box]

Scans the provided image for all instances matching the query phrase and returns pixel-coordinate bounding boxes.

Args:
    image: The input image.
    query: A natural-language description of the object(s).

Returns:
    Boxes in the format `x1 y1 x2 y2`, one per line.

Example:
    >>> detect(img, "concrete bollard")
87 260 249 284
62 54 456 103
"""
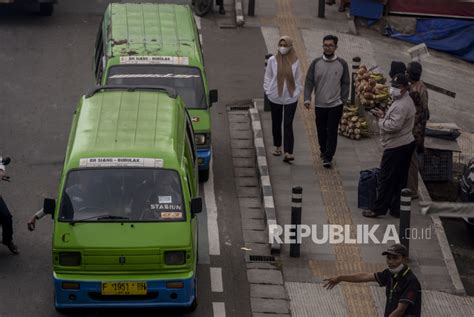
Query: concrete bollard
400 188 412 258
264 53 273 112
290 186 303 257
351 56 361 105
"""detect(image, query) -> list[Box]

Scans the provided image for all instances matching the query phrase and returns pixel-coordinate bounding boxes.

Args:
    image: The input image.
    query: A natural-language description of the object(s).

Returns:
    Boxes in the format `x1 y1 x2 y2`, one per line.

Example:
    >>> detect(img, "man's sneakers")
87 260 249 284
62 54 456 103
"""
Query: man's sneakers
3 241 19 255
322 157 333 168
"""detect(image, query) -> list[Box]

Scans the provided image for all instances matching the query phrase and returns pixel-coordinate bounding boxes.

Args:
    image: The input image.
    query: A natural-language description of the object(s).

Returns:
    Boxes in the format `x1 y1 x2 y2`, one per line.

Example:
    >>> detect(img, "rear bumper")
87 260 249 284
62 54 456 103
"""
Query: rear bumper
54 276 195 309
197 148 211 171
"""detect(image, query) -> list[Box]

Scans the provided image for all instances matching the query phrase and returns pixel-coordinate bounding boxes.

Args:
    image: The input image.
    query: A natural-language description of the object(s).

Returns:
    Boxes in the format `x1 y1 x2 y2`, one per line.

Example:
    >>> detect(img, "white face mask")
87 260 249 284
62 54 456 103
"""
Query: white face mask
278 47 290 55
388 263 404 274
390 87 402 98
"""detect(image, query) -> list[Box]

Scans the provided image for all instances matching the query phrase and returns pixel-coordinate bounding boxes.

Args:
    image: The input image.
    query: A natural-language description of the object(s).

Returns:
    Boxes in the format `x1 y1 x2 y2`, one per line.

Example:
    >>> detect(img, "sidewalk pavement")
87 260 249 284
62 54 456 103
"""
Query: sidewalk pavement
247 0 474 315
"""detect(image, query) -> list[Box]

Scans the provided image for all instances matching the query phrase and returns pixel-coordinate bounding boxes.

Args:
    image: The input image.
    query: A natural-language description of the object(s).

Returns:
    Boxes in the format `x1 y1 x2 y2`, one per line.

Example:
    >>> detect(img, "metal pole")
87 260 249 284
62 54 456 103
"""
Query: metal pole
248 0 255 16
290 186 303 257
264 53 273 112
318 0 325 18
399 188 412 257
351 56 361 105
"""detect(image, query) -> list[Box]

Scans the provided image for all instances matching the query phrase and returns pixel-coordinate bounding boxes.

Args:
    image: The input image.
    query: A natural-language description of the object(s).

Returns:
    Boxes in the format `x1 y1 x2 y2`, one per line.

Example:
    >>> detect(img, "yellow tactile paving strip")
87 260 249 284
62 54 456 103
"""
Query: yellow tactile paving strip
263 1 383 315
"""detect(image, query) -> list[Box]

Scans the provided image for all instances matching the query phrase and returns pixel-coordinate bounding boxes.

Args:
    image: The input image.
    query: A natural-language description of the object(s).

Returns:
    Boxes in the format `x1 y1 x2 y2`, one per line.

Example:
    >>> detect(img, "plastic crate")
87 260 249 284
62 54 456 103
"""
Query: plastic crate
421 149 453 182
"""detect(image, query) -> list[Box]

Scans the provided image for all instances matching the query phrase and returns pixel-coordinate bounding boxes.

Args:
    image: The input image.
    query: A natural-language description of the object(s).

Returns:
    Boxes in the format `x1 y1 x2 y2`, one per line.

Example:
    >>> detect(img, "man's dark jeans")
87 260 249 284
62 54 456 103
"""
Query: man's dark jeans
0 195 13 244
315 104 343 160
373 141 416 216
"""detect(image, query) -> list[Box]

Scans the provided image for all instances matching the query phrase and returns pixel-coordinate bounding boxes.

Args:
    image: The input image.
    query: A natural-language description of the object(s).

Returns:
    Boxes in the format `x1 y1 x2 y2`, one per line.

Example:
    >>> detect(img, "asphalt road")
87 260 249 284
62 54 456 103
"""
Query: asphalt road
0 1 266 316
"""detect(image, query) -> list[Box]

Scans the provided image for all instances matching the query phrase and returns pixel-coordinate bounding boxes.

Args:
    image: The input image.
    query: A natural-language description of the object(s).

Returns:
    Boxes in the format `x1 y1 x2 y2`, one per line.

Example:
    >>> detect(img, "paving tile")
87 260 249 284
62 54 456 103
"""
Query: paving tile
250 284 287 299
248 269 284 285
245 243 271 256
235 167 257 177
236 176 259 187
242 218 266 231
239 198 263 208
233 157 256 168
244 229 268 244
232 148 256 158
237 186 260 198
251 298 290 314
241 207 265 220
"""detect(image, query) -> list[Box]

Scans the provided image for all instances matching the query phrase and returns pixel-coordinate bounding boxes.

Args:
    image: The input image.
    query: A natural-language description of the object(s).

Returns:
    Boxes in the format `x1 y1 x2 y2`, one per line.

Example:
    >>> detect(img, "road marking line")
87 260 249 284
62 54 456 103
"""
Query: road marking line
205 157 221 256
213 302 226 317
210 267 224 292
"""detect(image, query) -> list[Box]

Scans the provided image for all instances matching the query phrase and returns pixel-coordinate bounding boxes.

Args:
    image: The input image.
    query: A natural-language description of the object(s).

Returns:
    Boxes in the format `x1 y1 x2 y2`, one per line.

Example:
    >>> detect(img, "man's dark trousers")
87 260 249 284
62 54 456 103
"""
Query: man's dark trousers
0 195 13 244
315 104 343 160
373 141 416 216
270 101 298 154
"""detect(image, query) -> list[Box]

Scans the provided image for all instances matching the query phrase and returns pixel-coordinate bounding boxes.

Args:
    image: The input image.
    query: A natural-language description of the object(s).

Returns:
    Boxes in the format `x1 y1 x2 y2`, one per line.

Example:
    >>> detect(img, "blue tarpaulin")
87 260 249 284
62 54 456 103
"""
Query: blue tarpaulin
389 19 474 62
350 0 384 20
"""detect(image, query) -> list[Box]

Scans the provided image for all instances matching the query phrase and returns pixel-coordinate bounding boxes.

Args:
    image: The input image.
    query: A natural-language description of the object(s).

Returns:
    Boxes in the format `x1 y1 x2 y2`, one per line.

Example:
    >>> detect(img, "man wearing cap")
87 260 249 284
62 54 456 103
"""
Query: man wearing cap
0 161 19 254
324 243 422 317
363 73 416 218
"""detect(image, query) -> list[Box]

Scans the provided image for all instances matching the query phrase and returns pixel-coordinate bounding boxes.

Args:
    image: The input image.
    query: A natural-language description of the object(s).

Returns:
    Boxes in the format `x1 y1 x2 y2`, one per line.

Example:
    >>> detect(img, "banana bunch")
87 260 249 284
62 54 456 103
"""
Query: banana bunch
355 65 390 109
339 105 369 140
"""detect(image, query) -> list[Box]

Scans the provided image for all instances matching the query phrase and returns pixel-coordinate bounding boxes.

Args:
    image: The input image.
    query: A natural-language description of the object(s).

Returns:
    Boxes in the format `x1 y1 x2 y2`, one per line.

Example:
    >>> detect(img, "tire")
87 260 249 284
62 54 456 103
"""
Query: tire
199 169 209 183
39 3 54 16
193 0 213 17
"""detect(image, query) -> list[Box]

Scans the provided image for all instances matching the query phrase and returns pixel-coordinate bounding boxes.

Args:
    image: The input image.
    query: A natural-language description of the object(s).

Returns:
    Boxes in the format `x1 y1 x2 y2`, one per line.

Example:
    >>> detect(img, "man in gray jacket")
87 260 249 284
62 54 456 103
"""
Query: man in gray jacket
304 35 350 168
363 74 416 218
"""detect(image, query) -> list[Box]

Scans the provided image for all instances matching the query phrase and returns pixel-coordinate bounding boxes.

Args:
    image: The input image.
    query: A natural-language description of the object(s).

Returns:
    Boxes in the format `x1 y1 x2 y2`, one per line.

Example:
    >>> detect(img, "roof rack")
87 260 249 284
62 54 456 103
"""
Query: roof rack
85 85 178 99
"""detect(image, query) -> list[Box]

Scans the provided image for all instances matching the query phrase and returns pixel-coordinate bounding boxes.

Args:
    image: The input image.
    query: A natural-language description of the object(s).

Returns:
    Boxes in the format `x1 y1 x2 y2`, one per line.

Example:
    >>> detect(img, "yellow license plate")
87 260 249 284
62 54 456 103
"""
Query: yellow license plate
101 282 147 295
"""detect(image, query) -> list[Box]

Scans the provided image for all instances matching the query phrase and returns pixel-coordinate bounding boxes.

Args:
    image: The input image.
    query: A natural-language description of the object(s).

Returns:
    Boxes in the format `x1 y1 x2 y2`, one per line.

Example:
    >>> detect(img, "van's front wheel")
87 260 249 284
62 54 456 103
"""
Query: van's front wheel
193 0 213 17
199 169 209 182
39 3 54 16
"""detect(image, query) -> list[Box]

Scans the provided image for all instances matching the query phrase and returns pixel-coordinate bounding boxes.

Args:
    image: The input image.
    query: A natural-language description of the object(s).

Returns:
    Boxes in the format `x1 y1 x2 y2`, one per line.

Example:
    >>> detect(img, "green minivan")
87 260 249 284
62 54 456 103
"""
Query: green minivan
93 3 217 181
43 86 201 311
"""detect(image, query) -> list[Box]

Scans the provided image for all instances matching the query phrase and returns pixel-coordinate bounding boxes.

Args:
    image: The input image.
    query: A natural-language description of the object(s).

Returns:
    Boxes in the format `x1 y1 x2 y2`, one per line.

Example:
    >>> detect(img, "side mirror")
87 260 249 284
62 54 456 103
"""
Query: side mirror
209 89 218 105
191 197 203 215
43 198 56 219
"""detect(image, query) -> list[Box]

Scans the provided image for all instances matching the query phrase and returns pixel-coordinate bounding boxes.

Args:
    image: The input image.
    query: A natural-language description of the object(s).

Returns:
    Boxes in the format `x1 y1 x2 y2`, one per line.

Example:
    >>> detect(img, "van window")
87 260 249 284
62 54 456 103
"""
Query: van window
60 168 185 222
94 26 104 82
186 119 197 163
106 65 207 109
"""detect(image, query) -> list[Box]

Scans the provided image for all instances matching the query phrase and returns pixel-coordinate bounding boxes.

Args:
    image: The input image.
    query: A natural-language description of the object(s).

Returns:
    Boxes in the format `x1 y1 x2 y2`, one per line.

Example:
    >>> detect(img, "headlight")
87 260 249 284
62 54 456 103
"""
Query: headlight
58 252 81 266
164 251 186 265
194 134 206 145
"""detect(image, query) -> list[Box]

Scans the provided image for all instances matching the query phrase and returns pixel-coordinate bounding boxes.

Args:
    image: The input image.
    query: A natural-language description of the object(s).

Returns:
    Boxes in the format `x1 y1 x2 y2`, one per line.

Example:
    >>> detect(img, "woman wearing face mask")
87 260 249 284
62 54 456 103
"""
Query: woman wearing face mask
363 73 416 218
264 36 302 163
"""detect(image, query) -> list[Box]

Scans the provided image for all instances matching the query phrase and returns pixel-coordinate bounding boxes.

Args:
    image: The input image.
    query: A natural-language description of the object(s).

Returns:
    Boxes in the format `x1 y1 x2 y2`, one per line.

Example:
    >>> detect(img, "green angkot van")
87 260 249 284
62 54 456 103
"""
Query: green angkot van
43 86 201 311
93 3 217 182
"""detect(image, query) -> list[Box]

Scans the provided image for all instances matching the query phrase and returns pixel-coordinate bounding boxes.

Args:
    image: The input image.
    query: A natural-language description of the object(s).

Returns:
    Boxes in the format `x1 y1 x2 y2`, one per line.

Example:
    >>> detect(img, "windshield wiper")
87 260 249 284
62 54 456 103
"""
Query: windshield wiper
69 214 130 225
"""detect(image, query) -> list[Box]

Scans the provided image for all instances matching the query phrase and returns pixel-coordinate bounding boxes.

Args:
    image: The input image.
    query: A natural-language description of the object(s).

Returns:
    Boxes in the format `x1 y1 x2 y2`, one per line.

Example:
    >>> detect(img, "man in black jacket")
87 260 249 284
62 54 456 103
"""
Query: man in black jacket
324 243 421 317
0 162 19 254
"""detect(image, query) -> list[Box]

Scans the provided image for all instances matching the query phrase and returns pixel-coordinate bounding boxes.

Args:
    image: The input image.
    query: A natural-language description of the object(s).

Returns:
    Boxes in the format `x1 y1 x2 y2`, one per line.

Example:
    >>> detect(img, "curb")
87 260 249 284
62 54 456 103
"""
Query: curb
419 173 466 295
235 0 245 26
250 99 280 254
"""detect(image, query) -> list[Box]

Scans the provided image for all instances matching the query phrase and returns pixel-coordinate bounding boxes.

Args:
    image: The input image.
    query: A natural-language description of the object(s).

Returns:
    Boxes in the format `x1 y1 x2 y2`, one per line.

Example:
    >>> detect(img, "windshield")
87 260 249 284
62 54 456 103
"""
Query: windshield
59 168 185 222
107 65 207 109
